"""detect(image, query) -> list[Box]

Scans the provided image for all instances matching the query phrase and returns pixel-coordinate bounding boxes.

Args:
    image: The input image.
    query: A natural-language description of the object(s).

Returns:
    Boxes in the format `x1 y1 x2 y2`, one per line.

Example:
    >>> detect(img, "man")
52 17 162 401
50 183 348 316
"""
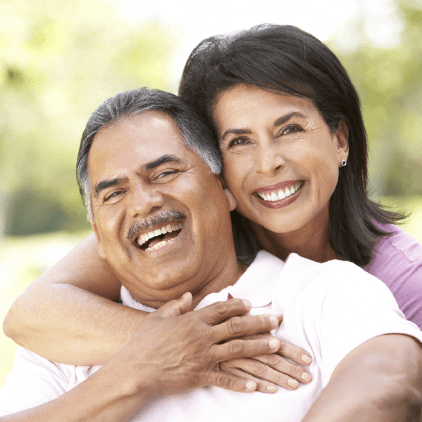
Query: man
1 88 422 422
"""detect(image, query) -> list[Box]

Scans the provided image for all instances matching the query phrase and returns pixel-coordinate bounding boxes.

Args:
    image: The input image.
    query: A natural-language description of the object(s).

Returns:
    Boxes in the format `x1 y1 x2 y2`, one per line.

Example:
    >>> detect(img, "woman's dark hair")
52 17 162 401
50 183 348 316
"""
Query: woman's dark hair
179 24 405 267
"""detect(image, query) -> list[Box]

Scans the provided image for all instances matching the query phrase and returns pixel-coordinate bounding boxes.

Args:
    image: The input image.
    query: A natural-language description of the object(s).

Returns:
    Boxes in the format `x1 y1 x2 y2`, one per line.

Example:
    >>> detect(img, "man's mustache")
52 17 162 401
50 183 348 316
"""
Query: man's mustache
126 210 186 240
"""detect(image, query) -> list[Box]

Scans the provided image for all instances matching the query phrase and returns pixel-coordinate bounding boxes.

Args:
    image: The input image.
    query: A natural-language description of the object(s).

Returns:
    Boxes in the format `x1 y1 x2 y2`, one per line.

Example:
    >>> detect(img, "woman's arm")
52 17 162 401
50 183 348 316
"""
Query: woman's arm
0 296 282 421
3 234 141 365
302 334 422 421
3 233 313 389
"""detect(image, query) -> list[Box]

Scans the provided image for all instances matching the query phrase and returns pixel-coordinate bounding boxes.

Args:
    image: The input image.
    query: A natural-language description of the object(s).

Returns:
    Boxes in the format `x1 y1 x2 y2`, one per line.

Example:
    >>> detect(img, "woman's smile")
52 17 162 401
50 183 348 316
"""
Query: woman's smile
213 84 349 235
254 180 304 209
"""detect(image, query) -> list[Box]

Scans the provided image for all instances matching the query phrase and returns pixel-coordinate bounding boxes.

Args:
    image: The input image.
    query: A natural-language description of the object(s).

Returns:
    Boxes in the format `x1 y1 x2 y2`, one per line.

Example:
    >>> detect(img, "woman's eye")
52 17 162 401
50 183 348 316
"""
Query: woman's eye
282 125 303 135
228 137 249 148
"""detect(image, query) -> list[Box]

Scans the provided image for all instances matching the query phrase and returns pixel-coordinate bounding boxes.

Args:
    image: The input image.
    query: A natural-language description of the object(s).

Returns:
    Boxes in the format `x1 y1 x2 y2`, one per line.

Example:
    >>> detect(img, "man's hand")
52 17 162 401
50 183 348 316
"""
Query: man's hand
114 292 282 398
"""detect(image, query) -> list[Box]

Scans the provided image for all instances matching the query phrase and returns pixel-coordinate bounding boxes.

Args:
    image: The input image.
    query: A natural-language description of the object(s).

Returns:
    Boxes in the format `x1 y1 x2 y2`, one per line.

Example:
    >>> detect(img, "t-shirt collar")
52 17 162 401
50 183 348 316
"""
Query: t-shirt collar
120 250 286 312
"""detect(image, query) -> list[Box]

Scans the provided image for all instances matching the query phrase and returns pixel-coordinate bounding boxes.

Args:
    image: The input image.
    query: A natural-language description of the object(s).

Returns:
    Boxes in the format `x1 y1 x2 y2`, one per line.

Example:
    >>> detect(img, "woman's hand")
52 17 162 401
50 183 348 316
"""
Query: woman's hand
219 331 313 393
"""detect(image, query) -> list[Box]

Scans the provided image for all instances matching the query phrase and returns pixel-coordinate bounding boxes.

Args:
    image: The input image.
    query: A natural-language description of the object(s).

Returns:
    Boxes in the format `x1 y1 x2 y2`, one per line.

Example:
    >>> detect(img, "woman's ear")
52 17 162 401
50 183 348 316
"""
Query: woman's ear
335 120 349 163
92 221 106 259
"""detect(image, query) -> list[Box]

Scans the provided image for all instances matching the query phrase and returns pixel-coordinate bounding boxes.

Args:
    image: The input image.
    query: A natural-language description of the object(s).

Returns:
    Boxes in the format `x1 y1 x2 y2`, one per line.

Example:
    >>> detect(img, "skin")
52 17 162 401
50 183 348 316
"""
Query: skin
2 86 420 401
88 111 243 309
4 108 315 391
0 111 294 421
2 109 422 421
214 84 349 263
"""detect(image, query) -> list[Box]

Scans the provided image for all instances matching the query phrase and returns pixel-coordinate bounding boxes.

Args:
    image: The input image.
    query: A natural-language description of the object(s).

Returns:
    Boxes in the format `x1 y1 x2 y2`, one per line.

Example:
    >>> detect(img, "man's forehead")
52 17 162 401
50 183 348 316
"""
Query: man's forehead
88 111 204 181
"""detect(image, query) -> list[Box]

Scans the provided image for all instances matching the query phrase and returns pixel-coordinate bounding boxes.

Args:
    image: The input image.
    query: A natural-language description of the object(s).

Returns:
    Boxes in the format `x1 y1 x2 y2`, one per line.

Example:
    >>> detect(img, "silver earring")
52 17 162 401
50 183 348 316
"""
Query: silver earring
341 160 347 167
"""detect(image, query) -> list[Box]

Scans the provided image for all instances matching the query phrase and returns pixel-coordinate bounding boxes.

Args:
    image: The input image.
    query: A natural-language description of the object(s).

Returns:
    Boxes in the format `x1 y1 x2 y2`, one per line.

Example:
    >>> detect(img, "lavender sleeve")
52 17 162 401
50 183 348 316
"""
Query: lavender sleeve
365 224 422 329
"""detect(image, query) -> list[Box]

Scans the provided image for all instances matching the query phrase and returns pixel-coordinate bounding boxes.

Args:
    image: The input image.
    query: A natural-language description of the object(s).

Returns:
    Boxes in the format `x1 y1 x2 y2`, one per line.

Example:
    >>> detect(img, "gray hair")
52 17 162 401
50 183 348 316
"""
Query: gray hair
77 88 222 221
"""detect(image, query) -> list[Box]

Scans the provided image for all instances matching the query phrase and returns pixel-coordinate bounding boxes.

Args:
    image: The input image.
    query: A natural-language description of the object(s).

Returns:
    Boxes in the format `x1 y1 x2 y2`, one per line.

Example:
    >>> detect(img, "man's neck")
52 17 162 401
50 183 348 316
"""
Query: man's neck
189 258 247 309
124 253 247 311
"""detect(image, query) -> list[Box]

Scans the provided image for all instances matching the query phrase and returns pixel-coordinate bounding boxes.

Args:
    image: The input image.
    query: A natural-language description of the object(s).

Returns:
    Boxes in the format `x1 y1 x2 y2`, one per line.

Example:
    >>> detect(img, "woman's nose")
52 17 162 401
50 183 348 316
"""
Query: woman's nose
255 142 285 176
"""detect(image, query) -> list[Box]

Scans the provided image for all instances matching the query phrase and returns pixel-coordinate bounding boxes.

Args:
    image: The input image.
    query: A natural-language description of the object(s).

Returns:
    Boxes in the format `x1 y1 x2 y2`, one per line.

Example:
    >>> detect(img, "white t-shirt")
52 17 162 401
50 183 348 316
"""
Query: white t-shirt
1 252 421 422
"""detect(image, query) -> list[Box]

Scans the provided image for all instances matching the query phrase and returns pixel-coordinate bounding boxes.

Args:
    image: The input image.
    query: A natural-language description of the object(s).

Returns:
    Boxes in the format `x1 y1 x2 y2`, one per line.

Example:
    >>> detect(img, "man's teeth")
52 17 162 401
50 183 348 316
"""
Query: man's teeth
258 182 303 202
137 223 182 248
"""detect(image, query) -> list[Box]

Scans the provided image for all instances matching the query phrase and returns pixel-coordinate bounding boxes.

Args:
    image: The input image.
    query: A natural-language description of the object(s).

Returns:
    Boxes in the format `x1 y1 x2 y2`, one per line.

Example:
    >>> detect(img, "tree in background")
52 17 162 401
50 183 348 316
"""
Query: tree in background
1 0 421 238
331 0 422 197
0 0 176 236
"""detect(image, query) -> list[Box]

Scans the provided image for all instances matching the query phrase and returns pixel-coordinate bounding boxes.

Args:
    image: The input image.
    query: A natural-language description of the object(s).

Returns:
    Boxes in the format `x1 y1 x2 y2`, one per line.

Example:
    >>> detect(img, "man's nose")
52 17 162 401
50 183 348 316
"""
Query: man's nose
255 140 285 176
127 185 165 218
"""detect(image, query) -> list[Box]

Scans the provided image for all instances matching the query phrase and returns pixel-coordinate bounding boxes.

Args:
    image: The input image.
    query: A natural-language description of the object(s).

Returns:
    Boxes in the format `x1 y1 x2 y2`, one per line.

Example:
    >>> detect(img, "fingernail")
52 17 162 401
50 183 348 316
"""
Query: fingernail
302 354 312 365
270 316 278 327
246 381 256 391
242 299 252 309
266 385 277 393
269 339 280 350
301 372 312 383
287 379 299 389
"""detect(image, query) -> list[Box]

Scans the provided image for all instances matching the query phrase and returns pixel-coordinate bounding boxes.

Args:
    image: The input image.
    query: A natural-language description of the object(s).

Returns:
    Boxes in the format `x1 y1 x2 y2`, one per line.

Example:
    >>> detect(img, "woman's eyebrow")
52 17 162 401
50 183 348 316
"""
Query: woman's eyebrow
220 111 308 141
274 111 307 126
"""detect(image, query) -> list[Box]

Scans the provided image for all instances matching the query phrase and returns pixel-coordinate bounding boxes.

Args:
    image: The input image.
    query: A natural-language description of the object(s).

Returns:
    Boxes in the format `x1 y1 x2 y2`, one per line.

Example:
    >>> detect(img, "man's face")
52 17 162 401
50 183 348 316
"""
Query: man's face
89 111 236 307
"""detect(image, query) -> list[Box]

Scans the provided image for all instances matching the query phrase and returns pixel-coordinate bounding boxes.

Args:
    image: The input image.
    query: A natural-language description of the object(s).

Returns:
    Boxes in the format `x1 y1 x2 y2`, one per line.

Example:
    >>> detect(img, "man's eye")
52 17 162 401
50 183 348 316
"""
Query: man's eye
228 137 249 148
155 170 178 181
104 191 123 202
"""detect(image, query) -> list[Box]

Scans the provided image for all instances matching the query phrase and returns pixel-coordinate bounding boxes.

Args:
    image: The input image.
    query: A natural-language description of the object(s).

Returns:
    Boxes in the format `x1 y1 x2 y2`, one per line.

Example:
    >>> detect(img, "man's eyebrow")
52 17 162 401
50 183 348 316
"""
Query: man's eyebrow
220 111 308 141
142 154 186 171
94 178 124 198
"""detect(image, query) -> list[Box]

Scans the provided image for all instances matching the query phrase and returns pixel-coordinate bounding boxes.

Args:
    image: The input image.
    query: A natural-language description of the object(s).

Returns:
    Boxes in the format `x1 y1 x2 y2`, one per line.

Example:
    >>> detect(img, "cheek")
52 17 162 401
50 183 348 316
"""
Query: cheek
222 155 248 193
95 207 126 244
312 159 339 204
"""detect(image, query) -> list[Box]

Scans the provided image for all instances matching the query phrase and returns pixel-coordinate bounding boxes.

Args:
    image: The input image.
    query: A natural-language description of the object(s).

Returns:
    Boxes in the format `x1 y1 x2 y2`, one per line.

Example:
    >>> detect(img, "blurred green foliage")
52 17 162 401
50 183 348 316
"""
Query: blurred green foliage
0 0 421 236
0 0 421 393
331 0 422 197
0 0 176 236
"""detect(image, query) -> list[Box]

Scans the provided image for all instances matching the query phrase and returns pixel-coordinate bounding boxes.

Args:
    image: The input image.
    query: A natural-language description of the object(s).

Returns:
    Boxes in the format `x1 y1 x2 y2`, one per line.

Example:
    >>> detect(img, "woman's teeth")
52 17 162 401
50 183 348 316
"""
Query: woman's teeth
257 182 303 202
137 223 182 249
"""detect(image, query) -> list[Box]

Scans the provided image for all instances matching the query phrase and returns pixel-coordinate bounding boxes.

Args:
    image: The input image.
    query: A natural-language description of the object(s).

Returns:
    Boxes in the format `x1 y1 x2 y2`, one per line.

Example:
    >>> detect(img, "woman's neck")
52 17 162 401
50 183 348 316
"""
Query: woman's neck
250 209 339 263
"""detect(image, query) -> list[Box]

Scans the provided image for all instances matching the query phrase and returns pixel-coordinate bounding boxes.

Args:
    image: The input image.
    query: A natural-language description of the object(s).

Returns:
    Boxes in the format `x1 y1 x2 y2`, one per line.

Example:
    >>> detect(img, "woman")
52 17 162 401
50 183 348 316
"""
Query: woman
5 24 422 392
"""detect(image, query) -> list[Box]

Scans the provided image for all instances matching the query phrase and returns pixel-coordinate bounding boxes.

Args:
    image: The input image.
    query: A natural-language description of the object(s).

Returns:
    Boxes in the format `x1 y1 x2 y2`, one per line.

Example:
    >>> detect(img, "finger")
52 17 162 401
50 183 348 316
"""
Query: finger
219 361 278 394
213 337 281 362
195 299 252 325
213 314 279 342
206 368 257 393
220 357 300 391
153 292 193 318
236 354 312 385
277 339 313 366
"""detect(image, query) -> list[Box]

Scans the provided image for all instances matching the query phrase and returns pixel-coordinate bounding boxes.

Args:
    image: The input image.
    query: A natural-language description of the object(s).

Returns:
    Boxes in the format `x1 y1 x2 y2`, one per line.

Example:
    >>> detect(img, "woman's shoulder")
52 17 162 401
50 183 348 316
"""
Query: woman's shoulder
370 224 422 264
365 224 422 328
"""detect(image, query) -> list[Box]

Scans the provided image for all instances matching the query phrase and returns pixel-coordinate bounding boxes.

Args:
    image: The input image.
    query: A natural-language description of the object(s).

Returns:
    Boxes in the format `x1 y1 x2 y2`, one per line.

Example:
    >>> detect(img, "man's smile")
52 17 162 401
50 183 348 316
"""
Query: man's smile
136 222 183 252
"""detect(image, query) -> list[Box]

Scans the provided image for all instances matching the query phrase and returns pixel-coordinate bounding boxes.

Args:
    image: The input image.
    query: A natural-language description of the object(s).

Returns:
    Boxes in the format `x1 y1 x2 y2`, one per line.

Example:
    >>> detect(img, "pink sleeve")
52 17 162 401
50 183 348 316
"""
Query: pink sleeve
365 225 422 329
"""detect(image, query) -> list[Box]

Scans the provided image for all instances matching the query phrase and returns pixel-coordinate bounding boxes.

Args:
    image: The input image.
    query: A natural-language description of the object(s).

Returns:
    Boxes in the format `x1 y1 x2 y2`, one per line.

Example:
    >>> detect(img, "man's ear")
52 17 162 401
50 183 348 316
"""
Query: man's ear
334 120 349 163
218 175 237 211
223 188 237 211
92 221 106 259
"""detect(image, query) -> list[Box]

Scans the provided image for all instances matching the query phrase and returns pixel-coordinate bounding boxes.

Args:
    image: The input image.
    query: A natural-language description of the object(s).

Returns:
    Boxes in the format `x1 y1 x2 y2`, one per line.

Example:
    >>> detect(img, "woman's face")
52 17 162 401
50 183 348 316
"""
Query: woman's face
213 84 349 235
